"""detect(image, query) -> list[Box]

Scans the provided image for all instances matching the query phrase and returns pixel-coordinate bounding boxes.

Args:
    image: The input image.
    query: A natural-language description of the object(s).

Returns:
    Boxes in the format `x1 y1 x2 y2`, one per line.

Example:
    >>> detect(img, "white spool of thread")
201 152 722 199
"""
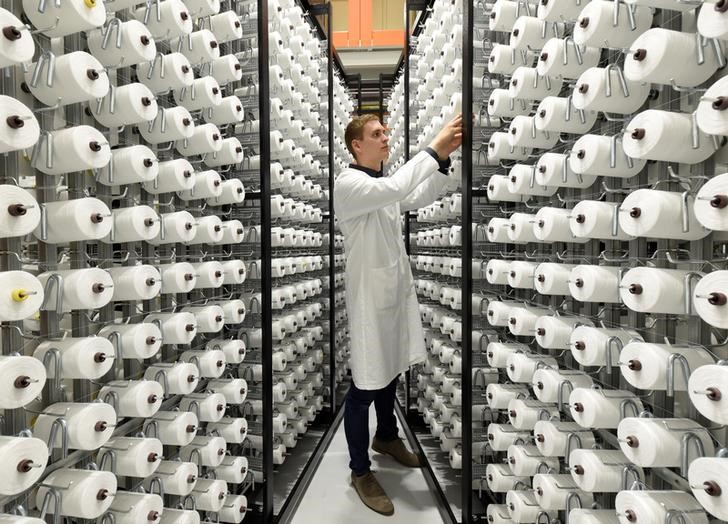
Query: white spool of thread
204 137 243 168
176 124 223 158
625 28 719 87
507 445 561 476
36 469 116 519
486 341 529 369
87 20 155 67
0 271 44 322
105 492 163 524
532 368 594 402
178 170 222 200
534 98 598 136
572 67 650 115
507 261 539 289
536 39 600 79
620 342 714 391
191 215 224 244
490 0 536 31
213 456 248 484
508 305 551 336
620 267 700 314
158 509 199 523
488 44 532 75
488 133 532 163
533 474 594 510
97 437 162 477
34 402 116 450
185 0 219 17
508 166 557 198
569 388 643 428
148 411 198 445
133 0 192 39
570 201 635 241
207 377 247 405
534 263 577 296
180 435 227 466
91 83 157 128
37 268 114 311
149 461 197 495
219 260 246 286
486 300 519 327
688 457 728 521
150 212 197 245
574 1 653 49
173 77 222 112
488 89 531 119
191 478 227 512
508 116 560 149
688 364 728 423
144 312 197 345
32 126 110 175
0 9 34 67
212 299 244 324
507 398 560 429
97 145 158 186
0 436 48 495
170 30 220 64
569 134 646 178
140 107 195 144
484 258 510 284
509 67 564 100
569 449 643 492
137 53 193 93
205 95 244 125
507 490 557 523
191 261 225 288
698 0 728 40
533 420 596 456
209 11 242 42
570 326 642 367
179 392 226 422
179 349 225 377
181 305 225 332
568 265 621 303
98 323 161 359
34 197 112 242
615 490 708 524
617 417 714 467
694 174 728 231
534 207 588 243
506 350 558 382
487 423 532 451
0 97 39 154
487 176 526 203
207 417 247 443
219 220 244 244
157 262 196 294
34 337 114 379
536 154 596 188
0 187 39 239
507 212 539 244
106 265 162 301
98 380 163 418
102 205 160 243
486 504 515 524
622 110 715 164
486 463 530 492
219 495 247 523
510 16 560 51
25 52 108 106
21 0 105 37
0 355 45 409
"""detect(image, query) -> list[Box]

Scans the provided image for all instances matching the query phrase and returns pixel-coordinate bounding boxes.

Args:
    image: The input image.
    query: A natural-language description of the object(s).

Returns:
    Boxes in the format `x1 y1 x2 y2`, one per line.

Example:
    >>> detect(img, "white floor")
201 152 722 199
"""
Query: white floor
290 405 447 524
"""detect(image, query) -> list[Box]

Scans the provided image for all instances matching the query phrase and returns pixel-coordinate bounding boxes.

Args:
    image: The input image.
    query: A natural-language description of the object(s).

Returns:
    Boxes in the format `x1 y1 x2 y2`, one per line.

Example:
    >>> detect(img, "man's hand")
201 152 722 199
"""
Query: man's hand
428 114 464 160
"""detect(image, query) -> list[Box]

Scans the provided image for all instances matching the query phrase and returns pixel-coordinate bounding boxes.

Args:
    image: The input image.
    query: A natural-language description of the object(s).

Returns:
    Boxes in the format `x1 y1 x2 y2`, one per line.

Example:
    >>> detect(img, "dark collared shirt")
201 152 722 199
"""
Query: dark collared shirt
349 148 451 178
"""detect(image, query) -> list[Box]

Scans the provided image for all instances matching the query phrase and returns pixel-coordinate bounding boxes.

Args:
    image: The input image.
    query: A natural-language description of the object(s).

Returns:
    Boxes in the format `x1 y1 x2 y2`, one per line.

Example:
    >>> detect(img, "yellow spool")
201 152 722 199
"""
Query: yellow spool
11 289 29 302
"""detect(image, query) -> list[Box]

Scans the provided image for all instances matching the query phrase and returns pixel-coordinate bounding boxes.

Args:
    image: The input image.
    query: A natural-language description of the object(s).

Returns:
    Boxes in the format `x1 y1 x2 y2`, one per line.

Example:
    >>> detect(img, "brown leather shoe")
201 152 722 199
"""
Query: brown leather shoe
351 471 394 516
372 436 422 467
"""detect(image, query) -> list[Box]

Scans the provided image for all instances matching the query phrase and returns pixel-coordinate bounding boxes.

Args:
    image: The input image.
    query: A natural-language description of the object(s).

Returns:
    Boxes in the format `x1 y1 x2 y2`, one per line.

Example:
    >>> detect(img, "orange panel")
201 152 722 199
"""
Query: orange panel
370 29 405 47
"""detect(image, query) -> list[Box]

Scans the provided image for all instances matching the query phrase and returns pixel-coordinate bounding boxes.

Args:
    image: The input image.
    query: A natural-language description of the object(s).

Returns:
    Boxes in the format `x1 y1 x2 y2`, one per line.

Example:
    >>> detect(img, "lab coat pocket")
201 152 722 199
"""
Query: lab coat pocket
370 260 401 310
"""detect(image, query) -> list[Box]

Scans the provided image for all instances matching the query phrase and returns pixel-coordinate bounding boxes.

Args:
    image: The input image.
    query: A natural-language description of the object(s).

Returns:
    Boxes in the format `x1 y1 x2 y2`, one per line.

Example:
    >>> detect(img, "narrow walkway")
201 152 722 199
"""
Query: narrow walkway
290 404 448 524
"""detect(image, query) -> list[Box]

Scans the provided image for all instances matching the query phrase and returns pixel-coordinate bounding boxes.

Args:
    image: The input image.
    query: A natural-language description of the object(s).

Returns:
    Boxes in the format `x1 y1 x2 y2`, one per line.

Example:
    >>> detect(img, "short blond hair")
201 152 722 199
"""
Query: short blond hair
345 114 381 160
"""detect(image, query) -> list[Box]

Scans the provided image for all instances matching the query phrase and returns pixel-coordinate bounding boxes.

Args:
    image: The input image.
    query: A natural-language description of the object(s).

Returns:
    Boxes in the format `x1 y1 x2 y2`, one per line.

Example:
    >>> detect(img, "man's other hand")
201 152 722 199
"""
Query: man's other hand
428 114 464 160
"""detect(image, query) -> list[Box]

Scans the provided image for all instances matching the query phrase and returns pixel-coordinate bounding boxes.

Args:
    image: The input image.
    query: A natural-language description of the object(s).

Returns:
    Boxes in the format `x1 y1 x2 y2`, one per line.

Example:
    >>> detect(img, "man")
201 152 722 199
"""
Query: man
334 113 463 515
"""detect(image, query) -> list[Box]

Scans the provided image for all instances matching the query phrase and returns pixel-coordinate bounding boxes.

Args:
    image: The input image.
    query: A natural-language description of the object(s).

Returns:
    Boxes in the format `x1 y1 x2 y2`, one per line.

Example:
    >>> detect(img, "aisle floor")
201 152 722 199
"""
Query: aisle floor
290 404 448 524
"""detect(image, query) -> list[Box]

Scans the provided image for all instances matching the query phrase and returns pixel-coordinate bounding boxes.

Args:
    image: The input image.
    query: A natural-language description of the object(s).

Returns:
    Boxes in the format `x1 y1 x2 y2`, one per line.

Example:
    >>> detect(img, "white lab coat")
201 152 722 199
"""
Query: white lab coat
334 151 450 389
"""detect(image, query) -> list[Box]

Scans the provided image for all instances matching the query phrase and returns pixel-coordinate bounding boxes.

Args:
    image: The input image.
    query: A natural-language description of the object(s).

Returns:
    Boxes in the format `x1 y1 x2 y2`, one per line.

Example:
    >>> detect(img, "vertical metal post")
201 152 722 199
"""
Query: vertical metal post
403 0 413 418
258 0 273 519
327 0 338 416
462 0 474 521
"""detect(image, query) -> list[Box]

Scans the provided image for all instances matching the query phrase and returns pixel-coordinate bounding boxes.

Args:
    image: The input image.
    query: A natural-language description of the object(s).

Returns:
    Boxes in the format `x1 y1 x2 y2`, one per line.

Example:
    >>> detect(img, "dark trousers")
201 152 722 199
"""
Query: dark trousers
344 376 400 476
